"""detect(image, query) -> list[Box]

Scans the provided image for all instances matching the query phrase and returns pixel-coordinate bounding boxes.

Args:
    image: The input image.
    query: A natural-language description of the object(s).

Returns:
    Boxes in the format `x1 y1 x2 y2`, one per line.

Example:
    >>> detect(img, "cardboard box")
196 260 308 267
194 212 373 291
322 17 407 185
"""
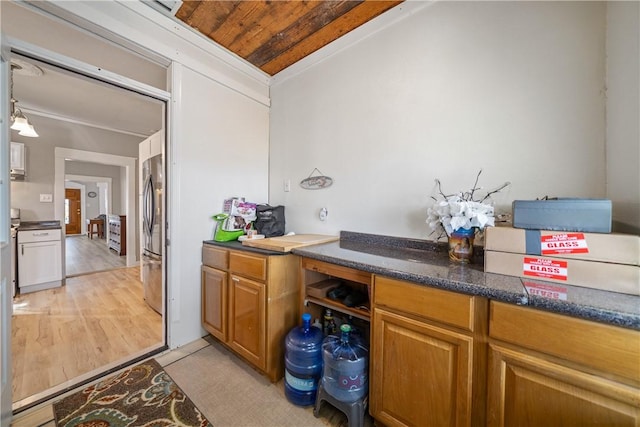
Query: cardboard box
512 199 612 233
307 279 342 299
485 226 639 266
484 251 640 295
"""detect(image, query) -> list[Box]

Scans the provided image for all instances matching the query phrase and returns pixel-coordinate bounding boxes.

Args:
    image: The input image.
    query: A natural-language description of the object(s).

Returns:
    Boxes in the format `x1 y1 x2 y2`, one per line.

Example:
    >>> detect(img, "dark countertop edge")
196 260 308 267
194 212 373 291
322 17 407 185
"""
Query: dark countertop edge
17 221 62 231
203 240 290 256
293 231 640 331
291 250 528 306
340 230 485 262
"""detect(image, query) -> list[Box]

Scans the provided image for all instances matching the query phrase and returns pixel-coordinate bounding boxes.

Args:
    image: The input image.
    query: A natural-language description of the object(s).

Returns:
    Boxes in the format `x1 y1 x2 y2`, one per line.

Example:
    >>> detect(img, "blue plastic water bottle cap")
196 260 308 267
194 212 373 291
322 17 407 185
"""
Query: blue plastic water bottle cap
302 313 311 322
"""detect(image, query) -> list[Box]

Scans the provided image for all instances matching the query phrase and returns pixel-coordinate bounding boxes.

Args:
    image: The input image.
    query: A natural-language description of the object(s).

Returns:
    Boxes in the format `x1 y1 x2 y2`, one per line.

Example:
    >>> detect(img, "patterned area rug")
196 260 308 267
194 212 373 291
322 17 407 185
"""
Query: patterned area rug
53 358 212 427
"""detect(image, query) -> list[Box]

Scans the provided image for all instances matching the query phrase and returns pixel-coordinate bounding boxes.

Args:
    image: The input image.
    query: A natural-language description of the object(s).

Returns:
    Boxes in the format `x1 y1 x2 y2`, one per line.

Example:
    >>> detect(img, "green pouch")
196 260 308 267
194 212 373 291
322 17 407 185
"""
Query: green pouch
212 213 245 242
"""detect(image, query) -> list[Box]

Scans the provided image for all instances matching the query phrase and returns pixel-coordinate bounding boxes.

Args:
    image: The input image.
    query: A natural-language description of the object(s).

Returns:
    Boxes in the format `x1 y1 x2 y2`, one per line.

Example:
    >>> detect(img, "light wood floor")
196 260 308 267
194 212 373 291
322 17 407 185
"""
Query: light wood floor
12 266 163 407
65 234 127 276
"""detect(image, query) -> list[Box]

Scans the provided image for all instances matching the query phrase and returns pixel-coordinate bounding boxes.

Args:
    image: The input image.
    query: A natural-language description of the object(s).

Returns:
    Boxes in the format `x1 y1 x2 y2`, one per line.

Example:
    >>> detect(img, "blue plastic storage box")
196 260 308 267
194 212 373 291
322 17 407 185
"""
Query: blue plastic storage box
512 199 612 233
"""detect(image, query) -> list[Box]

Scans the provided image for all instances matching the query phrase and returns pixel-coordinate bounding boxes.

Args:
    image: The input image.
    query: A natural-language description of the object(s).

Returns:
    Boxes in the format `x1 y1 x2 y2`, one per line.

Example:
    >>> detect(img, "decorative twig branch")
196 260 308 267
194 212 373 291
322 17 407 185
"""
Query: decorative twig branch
480 181 511 202
434 178 449 199
469 169 482 201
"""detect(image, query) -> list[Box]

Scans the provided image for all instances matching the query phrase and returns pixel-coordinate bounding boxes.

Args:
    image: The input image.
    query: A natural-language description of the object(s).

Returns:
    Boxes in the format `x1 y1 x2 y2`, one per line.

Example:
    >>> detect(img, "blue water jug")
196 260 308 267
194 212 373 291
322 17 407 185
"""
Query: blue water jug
284 313 324 406
321 323 369 403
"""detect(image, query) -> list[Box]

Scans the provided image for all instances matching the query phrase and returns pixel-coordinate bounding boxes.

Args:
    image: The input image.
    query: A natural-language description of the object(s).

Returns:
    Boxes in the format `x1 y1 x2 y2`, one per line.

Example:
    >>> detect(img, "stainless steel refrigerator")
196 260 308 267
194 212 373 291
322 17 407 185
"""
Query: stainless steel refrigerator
142 153 163 314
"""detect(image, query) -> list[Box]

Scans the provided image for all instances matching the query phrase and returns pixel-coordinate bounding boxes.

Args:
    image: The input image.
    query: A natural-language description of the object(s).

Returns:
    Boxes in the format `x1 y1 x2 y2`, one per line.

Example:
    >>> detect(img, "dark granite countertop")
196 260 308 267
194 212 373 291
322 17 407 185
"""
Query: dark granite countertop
291 231 640 330
203 239 291 256
17 220 62 231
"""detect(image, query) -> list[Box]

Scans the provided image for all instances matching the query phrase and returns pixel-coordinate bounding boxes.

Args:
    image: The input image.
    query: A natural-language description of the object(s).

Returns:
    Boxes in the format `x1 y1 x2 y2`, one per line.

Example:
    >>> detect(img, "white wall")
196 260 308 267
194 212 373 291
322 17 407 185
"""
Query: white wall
168 64 269 346
10 115 137 221
66 162 122 213
606 2 640 234
270 2 610 239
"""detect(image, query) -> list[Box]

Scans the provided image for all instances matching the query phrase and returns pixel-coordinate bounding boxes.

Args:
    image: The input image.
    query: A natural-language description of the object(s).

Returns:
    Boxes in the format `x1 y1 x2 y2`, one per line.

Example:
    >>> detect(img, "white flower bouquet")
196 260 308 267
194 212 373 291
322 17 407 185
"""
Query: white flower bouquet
427 170 510 238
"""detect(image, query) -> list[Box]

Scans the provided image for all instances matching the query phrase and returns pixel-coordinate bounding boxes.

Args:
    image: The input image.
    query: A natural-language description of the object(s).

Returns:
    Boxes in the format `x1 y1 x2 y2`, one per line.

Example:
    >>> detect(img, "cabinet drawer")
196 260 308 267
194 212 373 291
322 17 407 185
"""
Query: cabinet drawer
230 251 267 282
202 245 228 270
490 301 640 383
18 229 61 243
302 258 371 285
374 276 476 332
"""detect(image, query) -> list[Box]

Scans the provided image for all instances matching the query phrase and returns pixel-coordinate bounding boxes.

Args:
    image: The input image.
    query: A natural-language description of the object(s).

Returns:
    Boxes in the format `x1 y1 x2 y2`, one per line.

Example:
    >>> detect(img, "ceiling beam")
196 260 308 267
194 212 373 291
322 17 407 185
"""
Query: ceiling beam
20 106 153 139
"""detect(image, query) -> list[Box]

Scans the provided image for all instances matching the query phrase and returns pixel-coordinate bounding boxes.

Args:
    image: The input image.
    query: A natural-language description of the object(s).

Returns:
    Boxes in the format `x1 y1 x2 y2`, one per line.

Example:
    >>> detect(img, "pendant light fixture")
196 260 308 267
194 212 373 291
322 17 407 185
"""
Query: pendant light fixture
10 62 39 138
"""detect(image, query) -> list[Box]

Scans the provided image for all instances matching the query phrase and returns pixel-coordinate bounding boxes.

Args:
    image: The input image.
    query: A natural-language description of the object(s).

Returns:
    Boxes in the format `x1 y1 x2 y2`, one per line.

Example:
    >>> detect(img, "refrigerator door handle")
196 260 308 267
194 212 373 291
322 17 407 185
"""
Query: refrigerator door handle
143 173 154 238
142 173 150 237
142 251 162 264
149 175 156 236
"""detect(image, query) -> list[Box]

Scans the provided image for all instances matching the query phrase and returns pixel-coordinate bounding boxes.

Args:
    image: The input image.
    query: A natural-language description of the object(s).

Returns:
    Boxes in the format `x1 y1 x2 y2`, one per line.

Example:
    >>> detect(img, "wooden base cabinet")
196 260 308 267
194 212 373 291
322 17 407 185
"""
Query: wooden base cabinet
229 274 265 370
487 302 640 427
202 265 227 342
201 244 299 382
371 308 474 427
370 276 488 427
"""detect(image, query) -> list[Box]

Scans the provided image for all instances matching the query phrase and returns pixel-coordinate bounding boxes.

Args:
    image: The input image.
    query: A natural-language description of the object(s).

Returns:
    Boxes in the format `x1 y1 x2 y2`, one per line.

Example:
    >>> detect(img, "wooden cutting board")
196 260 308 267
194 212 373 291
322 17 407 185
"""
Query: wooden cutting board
241 234 338 252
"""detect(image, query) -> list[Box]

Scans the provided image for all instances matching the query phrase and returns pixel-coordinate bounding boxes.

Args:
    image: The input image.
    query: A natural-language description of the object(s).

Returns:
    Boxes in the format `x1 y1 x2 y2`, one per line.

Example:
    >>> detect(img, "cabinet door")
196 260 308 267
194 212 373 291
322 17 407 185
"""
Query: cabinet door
149 131 163 157
10 142 25 170
202 265 228 342
18 241 62 287
138 136 151 163
371 308 474 427
487 343 640 427
229 274 265 371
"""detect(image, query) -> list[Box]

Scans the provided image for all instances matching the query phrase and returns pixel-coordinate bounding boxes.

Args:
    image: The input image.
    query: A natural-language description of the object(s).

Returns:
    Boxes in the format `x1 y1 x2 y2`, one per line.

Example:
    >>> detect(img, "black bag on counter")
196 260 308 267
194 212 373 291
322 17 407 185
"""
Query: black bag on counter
254 205 285 237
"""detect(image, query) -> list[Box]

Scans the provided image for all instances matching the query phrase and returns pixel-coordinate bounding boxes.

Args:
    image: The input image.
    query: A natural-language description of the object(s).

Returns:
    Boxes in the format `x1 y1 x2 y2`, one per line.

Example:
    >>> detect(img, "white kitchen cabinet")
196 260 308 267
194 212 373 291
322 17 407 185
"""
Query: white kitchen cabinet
10 142 25 172
18 229 63 293
138 130 163 163
150 132 162 158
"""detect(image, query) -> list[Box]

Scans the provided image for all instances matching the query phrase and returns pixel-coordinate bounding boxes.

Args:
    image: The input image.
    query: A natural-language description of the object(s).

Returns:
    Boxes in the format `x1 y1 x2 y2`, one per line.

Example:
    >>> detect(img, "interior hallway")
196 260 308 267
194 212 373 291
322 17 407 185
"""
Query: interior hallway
64 233 127 277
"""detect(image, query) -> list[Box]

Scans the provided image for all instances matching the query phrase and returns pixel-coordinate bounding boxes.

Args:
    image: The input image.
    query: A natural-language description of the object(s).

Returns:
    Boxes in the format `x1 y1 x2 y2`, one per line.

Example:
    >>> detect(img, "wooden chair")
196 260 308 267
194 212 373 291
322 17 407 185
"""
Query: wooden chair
88 219 104 239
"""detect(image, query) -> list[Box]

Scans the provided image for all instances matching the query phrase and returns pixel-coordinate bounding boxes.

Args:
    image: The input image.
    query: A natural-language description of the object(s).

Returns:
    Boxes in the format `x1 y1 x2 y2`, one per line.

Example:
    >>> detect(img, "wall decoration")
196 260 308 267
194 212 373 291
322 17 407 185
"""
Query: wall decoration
88 191 97 198
300 168 333 190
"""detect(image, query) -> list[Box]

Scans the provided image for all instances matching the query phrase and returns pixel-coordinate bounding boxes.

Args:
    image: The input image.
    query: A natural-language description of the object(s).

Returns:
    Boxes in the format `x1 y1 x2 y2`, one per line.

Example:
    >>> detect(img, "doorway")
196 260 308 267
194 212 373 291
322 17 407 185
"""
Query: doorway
65 188 81 235
55 148 138 268
8 54 168 412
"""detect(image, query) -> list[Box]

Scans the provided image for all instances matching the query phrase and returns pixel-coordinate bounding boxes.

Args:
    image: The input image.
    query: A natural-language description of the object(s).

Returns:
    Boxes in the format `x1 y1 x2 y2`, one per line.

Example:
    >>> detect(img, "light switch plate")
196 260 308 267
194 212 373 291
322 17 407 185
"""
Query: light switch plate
40 194 53 203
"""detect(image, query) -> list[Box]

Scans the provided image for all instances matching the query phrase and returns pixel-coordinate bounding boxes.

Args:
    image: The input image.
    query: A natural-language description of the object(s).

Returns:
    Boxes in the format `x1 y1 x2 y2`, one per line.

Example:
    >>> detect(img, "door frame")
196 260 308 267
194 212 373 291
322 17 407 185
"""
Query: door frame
55 148 136 267
66 174 113 236
0 40 14 427
3 39 170 417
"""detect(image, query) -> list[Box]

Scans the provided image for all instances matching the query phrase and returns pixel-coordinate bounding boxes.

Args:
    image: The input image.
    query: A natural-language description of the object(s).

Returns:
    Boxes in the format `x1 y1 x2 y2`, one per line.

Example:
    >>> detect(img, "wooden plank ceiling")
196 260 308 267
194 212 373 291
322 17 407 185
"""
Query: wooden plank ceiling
175 0 403 76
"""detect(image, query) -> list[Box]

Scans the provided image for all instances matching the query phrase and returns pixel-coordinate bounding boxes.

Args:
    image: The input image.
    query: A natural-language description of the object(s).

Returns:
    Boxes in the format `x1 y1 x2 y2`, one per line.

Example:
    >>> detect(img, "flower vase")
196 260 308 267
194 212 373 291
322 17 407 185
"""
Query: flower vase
448 228 475 263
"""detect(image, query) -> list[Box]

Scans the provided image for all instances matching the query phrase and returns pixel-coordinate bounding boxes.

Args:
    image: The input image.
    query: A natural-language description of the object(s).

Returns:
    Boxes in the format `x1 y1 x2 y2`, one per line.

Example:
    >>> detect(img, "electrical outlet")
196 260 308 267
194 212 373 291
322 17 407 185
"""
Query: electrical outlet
40 194 53 203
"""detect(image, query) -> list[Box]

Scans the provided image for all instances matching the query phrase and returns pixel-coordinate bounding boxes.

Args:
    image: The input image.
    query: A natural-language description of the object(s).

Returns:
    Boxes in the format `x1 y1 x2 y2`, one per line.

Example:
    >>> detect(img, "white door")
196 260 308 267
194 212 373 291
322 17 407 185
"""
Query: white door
0 44 15 424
